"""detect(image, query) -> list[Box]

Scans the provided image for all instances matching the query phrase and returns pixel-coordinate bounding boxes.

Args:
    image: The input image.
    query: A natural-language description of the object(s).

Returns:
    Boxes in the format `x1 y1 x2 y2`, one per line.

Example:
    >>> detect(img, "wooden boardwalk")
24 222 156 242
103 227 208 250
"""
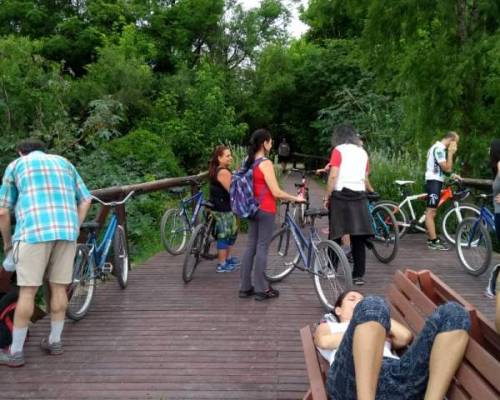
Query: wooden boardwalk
0 174 497 399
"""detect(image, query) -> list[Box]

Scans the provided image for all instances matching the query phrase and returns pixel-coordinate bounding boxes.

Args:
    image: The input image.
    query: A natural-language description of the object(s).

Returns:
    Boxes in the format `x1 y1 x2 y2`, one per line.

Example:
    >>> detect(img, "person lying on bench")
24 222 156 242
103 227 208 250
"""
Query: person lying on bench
314 290 470 400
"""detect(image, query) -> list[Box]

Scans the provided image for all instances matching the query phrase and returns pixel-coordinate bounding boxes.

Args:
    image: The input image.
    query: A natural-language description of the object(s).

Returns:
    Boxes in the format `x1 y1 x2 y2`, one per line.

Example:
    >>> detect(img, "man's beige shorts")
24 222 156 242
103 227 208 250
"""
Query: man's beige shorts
15 241 77 286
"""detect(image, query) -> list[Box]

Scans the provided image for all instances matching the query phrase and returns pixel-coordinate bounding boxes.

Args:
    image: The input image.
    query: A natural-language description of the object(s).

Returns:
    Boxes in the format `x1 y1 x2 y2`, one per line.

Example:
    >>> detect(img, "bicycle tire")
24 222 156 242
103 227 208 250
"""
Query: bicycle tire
265 227 298 282
442 204 481 245
182 223 205 283
66 245 95 321
313 240 352 311
455 217 492 276
375 200 409 238
370 204 399 264
160 208 190 255
113 225 129 289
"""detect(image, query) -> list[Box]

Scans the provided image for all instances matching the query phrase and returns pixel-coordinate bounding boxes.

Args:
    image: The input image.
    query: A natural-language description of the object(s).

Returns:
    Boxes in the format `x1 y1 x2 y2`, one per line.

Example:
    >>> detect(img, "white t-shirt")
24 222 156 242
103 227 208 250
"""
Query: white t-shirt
329 144 369 191
425 141 447 182
317 320 399 365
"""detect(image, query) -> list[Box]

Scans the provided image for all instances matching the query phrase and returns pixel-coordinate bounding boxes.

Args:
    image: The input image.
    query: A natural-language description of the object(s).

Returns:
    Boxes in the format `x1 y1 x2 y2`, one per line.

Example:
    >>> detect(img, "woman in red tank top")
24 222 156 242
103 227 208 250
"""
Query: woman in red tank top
239 129 304 302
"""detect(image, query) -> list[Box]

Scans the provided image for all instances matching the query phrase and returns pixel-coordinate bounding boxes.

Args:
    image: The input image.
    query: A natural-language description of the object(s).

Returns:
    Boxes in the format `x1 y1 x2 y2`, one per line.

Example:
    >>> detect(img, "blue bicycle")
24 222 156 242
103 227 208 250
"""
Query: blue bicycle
265 201 352 311
456 194 496 276
160 180 204 255
66 191 134 321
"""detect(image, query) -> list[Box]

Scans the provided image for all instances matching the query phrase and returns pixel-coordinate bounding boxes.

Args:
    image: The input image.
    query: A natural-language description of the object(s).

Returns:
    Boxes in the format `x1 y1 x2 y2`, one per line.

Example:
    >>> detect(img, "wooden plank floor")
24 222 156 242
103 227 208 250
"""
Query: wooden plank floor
0 174 497 399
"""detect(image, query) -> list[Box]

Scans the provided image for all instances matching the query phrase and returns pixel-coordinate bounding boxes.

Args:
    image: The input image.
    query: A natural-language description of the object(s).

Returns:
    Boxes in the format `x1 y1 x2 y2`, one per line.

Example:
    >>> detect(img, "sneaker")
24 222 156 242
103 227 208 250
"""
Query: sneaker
226 256 241 269
353 277 365 286
485 264 500 299
40 337 64 355
239 287 255 298
427 238 449 251
0 349 24 367
254 287 280 301
216 261 236 273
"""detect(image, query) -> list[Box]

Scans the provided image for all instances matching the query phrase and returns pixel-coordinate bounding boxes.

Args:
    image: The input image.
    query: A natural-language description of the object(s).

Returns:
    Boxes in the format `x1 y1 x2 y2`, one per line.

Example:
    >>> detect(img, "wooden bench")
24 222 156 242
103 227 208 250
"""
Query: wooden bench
300 269 500 400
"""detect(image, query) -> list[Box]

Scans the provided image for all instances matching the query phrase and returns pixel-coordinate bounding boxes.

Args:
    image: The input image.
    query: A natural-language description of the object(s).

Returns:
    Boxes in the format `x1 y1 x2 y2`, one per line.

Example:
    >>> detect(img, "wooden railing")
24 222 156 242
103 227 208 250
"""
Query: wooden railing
89 171 208 238
291 152 329 170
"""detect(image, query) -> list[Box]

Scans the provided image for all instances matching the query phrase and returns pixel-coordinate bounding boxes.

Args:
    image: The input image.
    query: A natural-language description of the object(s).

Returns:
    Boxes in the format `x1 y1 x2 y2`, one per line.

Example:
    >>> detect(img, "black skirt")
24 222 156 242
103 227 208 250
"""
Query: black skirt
329 188 374 239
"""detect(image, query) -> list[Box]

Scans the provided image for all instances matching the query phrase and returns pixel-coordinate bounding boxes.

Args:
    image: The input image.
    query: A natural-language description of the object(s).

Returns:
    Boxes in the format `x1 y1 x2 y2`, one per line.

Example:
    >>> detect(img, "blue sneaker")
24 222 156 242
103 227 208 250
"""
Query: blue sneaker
226 256 241 269
216 261 236 273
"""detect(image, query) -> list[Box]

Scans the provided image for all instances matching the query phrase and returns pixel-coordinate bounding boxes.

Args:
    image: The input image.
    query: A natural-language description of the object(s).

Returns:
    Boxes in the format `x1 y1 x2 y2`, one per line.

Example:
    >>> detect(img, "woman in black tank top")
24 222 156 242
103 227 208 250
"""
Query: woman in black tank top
208 146 240 273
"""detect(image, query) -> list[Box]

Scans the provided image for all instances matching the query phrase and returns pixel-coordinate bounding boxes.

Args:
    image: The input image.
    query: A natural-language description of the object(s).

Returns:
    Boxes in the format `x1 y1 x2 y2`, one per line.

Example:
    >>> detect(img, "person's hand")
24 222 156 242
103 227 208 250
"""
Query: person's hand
448 141 458 154
295 195 306 203
495 194 500 204
315 169 322 175
450 173 462 181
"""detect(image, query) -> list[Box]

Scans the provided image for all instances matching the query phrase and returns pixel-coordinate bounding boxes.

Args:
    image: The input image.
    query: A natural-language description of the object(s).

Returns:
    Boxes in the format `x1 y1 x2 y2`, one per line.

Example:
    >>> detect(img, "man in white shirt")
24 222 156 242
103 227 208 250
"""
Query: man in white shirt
314 290 470 400
425 131 459 250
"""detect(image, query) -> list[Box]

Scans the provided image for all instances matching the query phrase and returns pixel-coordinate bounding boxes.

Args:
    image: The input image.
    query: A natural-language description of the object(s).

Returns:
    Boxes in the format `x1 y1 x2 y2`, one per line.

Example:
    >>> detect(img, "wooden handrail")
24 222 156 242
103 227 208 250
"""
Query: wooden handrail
459 177 492 191
90 171 208 202
291 152 329 162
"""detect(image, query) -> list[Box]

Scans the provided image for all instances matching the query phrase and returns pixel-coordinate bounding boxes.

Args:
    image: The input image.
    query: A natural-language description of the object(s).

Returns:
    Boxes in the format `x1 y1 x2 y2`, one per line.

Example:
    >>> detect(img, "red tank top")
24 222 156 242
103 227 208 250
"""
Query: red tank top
253 160 277 214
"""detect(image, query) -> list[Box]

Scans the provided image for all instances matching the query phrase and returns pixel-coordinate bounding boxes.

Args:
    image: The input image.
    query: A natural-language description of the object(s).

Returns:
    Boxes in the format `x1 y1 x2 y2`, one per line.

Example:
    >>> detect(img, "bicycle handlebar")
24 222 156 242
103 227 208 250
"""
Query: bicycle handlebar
91 190 135 207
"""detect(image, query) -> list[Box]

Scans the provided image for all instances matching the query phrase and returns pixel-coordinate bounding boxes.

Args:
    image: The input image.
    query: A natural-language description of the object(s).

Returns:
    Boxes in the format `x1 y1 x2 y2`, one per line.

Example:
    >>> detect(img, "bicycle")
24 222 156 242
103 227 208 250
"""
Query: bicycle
265 201 352 311
66 191 134 321
290 168 315 227
455 194 496 276
367 192 399 263
376 179 479 245
160 180 204 255
182 201 217 283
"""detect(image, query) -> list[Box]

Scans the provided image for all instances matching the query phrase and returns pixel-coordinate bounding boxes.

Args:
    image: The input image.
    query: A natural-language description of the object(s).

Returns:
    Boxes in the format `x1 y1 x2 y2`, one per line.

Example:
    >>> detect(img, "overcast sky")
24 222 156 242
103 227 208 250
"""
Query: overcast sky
241 0 309 38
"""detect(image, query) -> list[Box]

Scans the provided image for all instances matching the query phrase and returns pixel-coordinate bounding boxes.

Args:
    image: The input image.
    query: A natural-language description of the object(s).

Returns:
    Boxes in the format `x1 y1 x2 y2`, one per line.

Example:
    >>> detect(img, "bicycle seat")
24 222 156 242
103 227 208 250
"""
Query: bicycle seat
201 200 215 209
80 221 100 232
294 182 305 188
478 193 493 199
366 192 380 201
394 180 415 186
304 208 329 218
168 186 186 195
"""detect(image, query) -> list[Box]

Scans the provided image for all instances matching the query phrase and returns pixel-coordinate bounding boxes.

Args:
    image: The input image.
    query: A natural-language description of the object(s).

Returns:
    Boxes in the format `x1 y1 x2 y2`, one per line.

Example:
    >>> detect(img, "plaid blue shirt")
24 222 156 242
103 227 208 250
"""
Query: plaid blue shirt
0 151 91 243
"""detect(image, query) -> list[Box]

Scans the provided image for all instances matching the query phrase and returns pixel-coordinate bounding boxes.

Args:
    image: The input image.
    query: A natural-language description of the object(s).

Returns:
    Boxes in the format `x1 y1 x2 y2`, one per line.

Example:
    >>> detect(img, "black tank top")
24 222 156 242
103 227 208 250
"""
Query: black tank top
209 168 231 212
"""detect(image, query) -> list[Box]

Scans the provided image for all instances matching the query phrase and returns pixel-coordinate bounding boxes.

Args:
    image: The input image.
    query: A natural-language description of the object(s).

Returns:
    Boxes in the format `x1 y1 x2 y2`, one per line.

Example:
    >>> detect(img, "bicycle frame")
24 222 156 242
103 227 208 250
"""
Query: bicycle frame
396 186 457 231
86 212 119 274
459 203 495 250
179 191 203 229
282 205 320 272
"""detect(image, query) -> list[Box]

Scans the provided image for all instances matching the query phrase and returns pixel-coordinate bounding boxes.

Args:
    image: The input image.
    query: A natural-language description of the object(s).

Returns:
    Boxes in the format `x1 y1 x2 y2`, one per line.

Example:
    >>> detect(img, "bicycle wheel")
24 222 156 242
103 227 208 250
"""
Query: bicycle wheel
292 203 306 228
375 200 409 238
370 204 399 263
66 245 95 321
160 208 190 255
265 227 299 282
313 240 352 311
441 204 481 245
113 225 129 289
182 224 205 283
455 217 492 276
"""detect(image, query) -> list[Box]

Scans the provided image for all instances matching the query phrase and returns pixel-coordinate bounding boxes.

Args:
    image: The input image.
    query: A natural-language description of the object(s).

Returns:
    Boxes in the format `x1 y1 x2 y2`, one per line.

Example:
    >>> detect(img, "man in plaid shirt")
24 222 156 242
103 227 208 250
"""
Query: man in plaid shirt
0 139 92 367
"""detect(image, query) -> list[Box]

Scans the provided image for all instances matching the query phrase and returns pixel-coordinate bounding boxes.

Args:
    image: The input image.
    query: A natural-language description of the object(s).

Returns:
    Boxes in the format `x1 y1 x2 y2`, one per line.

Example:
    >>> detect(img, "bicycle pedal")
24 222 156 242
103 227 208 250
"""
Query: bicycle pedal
102 262 113 274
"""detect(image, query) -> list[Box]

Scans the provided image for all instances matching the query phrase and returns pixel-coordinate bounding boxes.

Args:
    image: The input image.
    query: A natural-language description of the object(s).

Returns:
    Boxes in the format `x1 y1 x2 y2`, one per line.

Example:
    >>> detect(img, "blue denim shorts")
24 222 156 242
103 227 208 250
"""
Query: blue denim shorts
327 296 470 400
